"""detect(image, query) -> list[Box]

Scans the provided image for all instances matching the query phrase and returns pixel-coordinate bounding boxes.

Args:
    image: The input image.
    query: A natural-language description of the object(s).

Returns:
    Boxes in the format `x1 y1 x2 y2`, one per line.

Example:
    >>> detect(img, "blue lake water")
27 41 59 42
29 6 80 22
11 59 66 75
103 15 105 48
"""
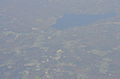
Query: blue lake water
52 13 116 30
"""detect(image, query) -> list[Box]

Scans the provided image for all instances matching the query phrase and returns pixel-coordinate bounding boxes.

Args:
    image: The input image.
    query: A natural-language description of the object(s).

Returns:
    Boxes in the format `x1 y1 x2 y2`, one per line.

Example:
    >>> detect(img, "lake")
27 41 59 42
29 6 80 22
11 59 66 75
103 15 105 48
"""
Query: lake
52 13 116 30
